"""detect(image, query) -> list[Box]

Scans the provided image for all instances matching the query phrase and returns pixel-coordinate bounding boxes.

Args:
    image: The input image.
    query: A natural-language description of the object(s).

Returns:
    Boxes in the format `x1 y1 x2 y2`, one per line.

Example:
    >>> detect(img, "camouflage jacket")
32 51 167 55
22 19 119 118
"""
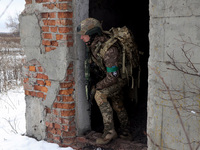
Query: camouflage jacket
89 35 121 90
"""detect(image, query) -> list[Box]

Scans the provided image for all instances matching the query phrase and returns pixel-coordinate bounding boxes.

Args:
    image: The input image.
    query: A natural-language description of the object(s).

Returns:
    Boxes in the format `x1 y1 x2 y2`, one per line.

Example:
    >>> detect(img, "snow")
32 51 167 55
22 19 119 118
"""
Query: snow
0 87 73 150
0 134 74 150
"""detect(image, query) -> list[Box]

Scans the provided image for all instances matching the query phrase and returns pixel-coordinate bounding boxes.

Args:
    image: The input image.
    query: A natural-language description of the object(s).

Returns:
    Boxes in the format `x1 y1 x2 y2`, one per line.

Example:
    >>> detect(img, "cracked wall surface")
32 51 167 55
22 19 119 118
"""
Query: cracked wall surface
20 0 90 146
148 0 200 150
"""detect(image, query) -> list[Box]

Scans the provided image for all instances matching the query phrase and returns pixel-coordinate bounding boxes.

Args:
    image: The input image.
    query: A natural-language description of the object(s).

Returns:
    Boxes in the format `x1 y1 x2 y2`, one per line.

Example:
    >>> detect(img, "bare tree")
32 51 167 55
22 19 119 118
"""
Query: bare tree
5 12 20 35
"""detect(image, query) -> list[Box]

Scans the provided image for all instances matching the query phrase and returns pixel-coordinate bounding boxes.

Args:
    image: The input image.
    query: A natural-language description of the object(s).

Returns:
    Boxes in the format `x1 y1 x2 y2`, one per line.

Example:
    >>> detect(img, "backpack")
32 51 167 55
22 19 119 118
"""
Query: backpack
99 26 141 89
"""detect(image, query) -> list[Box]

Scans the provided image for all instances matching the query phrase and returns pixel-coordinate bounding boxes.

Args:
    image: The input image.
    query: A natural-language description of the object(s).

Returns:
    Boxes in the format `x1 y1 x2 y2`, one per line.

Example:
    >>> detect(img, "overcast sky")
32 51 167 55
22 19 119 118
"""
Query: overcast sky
0 0 25 32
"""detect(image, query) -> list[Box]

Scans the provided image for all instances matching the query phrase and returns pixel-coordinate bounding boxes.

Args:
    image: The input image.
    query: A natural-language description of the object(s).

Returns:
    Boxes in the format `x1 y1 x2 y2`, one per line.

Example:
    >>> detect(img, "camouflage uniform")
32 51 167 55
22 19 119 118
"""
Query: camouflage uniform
77 18 132 144
89 35 129 132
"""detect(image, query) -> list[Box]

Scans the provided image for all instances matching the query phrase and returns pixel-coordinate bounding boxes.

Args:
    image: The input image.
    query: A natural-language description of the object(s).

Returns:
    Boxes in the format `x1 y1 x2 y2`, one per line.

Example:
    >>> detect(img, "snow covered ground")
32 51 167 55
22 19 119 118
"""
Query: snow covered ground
0 87 73 150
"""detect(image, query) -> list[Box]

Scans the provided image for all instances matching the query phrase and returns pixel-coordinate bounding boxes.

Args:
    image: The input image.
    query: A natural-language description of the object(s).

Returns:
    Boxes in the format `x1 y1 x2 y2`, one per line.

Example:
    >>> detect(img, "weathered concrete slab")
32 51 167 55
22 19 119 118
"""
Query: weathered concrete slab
150 0 200 17
148 1 200 150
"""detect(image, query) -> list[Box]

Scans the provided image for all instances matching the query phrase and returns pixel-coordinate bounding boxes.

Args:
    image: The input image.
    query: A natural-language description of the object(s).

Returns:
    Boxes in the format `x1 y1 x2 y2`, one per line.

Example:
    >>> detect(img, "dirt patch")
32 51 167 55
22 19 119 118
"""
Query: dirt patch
73 131 147 150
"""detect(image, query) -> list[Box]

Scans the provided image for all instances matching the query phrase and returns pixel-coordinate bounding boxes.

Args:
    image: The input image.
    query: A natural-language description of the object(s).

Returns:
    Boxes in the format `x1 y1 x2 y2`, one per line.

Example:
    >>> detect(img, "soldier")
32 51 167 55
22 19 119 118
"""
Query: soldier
77 18 132 145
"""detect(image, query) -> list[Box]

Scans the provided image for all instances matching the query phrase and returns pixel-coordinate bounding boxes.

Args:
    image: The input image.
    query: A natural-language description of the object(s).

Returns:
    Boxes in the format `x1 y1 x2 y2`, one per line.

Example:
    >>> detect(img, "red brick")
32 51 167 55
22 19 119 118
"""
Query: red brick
61 118 69 124
58 12 73 18
56 34 64 40
50 27 58 32
43 3 55 9
47 132 53 139
45 122 53 128
53 103 58 108
43 33 53 39
48 128 61 136
42 40 51 46
54 123 61 129
60 82 73 88
59 89 74 95
29 66 36 72
42 26 49 32
37 92 44 98
58 27 72 33
56 19 73 26
59 0 72 1
69 125 76 131
45 80 51 86
62 125 69 131
66 34 73 41
62 96 74 102
53 109 59 116
37 73 49 80
35 0 56 3
36 73 43 79
46 107 51 113
37 80 45 85
53 136 61 142
37 66 44 72
56 96 61 101
61 109 75 117
43 74 48 80
56 3 71 10
63 103 75 109
43 20 56 26
48 128 56 134
51 41 58 46
45 47 51 52
24 78 29 83
34 85 48 93
62 131 76 137
25 0 32 4
30 91 37 97
35 0 42 3
54 103 75 109
45 47 56 52
41 12 48 18
56 129 61 136
25 90 30 95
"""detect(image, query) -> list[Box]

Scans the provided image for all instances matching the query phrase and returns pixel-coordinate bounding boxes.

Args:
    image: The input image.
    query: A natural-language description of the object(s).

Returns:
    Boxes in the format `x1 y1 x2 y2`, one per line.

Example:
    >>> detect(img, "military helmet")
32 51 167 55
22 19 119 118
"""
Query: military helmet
77 18 102 35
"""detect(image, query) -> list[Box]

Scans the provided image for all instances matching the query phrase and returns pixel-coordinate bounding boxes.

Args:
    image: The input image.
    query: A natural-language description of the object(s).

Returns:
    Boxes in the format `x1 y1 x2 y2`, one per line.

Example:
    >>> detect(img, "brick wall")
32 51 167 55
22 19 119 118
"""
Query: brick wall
45 62 76 147
24 59 76 146
23 0 76 147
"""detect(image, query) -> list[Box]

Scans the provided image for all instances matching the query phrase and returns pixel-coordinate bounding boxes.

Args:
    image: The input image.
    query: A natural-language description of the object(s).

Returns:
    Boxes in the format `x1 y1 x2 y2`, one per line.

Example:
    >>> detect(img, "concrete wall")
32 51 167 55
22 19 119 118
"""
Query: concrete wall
20 0 90 147
148 0 200 150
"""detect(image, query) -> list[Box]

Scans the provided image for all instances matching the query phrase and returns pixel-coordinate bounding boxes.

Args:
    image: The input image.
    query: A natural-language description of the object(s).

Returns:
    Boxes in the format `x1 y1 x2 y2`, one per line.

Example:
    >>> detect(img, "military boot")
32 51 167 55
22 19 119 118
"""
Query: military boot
96 129 118 145
119 128 133 141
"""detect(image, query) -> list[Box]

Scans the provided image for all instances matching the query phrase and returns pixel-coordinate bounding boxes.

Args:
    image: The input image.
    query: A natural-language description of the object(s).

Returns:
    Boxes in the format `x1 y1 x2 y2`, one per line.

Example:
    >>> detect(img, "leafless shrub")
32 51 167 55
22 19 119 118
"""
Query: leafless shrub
149 35 200 150
0 34 25 92
3 117 18 134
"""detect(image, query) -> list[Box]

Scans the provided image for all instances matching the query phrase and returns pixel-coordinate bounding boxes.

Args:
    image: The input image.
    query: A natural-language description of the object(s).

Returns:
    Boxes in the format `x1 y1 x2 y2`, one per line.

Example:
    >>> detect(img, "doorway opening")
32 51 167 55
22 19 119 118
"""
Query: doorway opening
89 0 149 144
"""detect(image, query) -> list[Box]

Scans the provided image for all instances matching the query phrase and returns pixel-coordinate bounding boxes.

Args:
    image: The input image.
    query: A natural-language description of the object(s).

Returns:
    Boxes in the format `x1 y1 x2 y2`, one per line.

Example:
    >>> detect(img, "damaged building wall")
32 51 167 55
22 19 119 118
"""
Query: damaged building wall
20 0 200 149
20 0 90 147
148 0 200 150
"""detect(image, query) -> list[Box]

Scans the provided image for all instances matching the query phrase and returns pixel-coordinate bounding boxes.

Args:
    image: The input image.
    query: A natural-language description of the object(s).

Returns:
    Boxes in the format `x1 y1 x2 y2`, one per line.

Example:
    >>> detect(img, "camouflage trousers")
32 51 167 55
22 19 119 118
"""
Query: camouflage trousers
94 79 129 132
